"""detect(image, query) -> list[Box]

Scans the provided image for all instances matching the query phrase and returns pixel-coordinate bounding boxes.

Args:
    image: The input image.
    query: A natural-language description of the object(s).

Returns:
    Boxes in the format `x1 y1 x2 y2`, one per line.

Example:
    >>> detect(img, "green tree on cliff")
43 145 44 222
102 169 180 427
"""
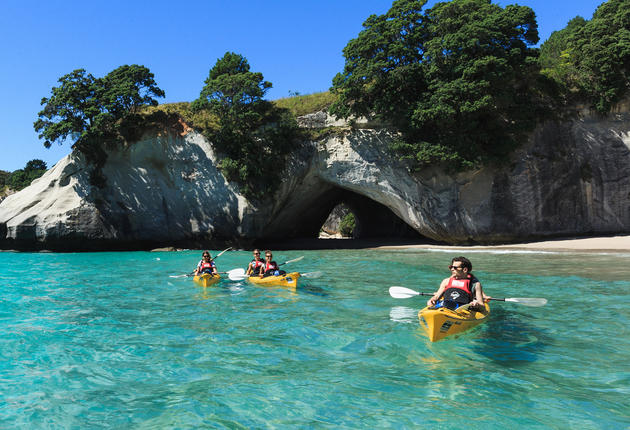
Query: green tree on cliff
34 69 101 150
330 0 544 169
34 65 165 167
5 159 48 191
567 0 630 113
539 17 587 87
539 0 630 113
193 52 299 197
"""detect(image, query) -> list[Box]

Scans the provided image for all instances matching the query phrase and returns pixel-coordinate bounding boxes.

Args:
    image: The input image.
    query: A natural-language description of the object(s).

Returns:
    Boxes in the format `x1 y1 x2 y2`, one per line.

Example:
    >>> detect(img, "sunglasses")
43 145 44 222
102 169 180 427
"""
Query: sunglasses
448 265 463 270
265 255 272 258
254 252 260 255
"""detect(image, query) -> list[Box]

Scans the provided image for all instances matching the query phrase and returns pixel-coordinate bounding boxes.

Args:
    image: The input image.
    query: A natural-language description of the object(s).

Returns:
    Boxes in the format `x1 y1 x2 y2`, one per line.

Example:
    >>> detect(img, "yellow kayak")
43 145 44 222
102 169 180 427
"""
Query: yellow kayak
193 273 221 287
248 272 300 288
418 302 490 342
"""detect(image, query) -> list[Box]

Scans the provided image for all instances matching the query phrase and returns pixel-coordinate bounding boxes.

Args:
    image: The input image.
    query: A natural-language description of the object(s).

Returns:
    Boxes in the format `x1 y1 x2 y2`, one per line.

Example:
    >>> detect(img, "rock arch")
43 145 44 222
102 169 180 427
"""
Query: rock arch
257 183 426 242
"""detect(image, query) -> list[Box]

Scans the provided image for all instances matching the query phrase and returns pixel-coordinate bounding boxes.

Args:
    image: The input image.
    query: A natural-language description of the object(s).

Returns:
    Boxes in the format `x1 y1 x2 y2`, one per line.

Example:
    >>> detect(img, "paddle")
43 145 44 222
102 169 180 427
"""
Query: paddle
388 286 547 307
169 247 233 278
228 256 305 281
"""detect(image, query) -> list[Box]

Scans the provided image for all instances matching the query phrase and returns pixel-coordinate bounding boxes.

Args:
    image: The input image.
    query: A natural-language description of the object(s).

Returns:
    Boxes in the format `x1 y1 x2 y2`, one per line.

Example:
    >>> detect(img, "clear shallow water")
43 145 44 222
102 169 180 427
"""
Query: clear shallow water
1 249 629 429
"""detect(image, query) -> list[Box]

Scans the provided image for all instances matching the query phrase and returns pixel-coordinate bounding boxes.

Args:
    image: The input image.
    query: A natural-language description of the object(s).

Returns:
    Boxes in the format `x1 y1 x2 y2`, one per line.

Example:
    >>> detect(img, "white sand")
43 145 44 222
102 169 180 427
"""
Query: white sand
375 235 630 252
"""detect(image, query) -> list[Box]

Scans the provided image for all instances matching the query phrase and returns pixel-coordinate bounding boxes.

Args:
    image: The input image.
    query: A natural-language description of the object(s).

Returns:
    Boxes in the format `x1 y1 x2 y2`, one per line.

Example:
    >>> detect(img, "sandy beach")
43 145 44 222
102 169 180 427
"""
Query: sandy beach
374 235 630 252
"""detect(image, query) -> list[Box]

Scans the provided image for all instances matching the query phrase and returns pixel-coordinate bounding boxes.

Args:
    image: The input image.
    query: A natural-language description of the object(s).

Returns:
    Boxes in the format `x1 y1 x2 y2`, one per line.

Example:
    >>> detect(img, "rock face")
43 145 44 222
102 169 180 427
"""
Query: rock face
320 204 353 237
0 130 251 250
1 110 629 250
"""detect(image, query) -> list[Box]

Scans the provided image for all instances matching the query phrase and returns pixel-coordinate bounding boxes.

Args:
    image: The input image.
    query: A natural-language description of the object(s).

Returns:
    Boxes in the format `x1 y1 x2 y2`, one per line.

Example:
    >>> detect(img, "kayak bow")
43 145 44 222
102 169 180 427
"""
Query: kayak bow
193 273 221 287
418 302 490 342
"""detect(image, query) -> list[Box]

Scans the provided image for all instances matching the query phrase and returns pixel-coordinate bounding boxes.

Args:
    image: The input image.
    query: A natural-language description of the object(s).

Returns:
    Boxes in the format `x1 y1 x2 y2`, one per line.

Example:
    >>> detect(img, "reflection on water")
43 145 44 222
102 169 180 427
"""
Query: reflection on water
389 306 418 323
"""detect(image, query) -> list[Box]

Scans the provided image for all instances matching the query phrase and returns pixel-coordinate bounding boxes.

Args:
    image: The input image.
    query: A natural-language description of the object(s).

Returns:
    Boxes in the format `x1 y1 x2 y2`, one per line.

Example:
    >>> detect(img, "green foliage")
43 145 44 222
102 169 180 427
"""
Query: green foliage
330 0 544 169
566 0 630 113
539 17 586 77
141 102 220 132
100 65 165 117
539 1 630 114
273 91 338 117
339 212 356 237
34 65 165 171
193 52 300 198
5 159 48 191
0 170 10 187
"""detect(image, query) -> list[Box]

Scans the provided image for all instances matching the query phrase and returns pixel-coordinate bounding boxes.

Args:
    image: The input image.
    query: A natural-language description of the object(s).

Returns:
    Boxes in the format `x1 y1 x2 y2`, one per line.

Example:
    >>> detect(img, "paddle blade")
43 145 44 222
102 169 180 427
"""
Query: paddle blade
504 297 548 307
301 271 322 279
215 247 232 258
389 286 420 299
282 256 304 266
227 268 247 281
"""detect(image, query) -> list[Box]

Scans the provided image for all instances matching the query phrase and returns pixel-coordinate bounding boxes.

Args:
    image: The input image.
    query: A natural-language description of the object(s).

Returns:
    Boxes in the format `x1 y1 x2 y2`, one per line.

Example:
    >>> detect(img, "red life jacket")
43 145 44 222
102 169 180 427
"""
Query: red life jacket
264 261 279 273
250 259 264 274
443 274 474 304
199 260 215 272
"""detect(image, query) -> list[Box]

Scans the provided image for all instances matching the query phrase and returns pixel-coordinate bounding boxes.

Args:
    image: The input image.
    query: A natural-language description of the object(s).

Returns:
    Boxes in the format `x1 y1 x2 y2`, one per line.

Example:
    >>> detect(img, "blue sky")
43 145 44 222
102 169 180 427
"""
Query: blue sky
1 0 605 171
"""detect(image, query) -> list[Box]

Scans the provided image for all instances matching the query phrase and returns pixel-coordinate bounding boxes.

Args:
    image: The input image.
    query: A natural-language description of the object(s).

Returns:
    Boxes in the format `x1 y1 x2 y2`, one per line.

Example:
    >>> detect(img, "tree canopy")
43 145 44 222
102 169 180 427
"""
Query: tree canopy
1 159 48 191
34 65 165 166
567 0 630 113
330 0 544 169
193 52 299 198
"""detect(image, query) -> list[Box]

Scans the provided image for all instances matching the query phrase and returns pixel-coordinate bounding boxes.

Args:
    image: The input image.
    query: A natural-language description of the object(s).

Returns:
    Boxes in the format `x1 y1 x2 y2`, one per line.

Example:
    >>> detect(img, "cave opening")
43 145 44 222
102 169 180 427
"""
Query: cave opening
257 186 437 249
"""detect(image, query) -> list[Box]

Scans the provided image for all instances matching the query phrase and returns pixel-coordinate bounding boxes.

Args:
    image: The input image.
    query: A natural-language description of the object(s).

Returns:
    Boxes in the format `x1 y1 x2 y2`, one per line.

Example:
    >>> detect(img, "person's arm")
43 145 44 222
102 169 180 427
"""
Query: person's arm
193 261 201 275
246 262 253 276
471 281 484 307
427 279 448 307
211 262 218 275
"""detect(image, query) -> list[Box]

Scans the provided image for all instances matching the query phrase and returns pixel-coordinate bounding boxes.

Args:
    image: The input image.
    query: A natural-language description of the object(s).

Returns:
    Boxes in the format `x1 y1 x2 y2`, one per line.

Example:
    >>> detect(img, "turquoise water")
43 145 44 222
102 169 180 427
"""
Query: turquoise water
1 248 629 429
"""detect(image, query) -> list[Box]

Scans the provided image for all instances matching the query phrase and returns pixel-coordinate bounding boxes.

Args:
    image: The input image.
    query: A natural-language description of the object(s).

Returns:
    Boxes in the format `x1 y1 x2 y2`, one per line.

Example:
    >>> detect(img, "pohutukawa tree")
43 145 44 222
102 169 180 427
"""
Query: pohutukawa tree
330 0 544 169
192 52 299 197
34 65 165 165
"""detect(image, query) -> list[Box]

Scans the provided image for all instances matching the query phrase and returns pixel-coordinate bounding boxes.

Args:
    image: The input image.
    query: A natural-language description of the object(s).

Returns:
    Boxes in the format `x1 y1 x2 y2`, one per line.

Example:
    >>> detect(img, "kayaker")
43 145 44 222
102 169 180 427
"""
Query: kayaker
194 251 218 276
426 256 486 311
246 249 265 276
260 250 286 277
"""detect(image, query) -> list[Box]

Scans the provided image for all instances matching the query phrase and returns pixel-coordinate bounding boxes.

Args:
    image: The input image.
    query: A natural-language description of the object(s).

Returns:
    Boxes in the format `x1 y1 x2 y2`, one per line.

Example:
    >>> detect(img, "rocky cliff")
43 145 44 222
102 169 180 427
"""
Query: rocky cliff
1 109 629 250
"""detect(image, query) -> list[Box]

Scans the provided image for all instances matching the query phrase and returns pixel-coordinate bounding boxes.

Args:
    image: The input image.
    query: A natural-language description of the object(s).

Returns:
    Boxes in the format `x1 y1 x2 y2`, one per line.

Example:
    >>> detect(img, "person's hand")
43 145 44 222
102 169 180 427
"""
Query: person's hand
427 298 436 307
469 300 485 311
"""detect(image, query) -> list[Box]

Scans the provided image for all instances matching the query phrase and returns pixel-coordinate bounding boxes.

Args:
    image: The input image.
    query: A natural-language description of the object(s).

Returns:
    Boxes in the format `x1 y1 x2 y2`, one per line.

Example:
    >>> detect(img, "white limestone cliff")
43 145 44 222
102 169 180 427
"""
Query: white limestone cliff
1 109 629 250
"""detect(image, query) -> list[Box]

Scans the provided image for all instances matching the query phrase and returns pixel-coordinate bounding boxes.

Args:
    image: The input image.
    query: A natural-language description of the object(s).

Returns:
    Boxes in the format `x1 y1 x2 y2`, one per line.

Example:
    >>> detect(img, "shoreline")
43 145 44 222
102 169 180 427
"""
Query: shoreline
2 235 630 253
371 235 630 253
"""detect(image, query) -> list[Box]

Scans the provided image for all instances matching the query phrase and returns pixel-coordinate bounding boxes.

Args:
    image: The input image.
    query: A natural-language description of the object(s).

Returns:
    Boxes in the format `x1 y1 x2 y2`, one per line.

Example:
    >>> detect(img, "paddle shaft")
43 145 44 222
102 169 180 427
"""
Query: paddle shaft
388 287 546 306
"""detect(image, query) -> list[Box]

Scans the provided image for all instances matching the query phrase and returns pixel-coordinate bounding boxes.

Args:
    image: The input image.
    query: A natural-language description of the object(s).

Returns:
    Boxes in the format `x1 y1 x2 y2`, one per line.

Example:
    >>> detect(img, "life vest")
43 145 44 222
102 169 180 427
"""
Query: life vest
250 259 264 274
263 261 279 274
198 260 215 274
442 274 476 304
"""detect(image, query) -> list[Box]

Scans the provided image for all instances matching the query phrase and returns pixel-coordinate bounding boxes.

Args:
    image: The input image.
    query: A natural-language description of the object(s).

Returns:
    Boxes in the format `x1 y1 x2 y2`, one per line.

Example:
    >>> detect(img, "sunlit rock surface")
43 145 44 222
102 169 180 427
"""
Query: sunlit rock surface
1 109 629 250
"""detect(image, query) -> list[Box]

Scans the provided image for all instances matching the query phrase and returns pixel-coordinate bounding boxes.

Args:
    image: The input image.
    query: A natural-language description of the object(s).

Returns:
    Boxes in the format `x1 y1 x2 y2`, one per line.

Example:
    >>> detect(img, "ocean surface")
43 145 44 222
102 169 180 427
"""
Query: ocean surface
1 248 629 429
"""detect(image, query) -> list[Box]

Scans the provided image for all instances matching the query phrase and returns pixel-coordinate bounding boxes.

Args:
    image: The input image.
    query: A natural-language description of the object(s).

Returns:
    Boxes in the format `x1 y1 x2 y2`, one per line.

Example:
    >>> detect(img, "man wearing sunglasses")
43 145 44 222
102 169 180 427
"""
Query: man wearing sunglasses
246 249 265 276
426 256 485 311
